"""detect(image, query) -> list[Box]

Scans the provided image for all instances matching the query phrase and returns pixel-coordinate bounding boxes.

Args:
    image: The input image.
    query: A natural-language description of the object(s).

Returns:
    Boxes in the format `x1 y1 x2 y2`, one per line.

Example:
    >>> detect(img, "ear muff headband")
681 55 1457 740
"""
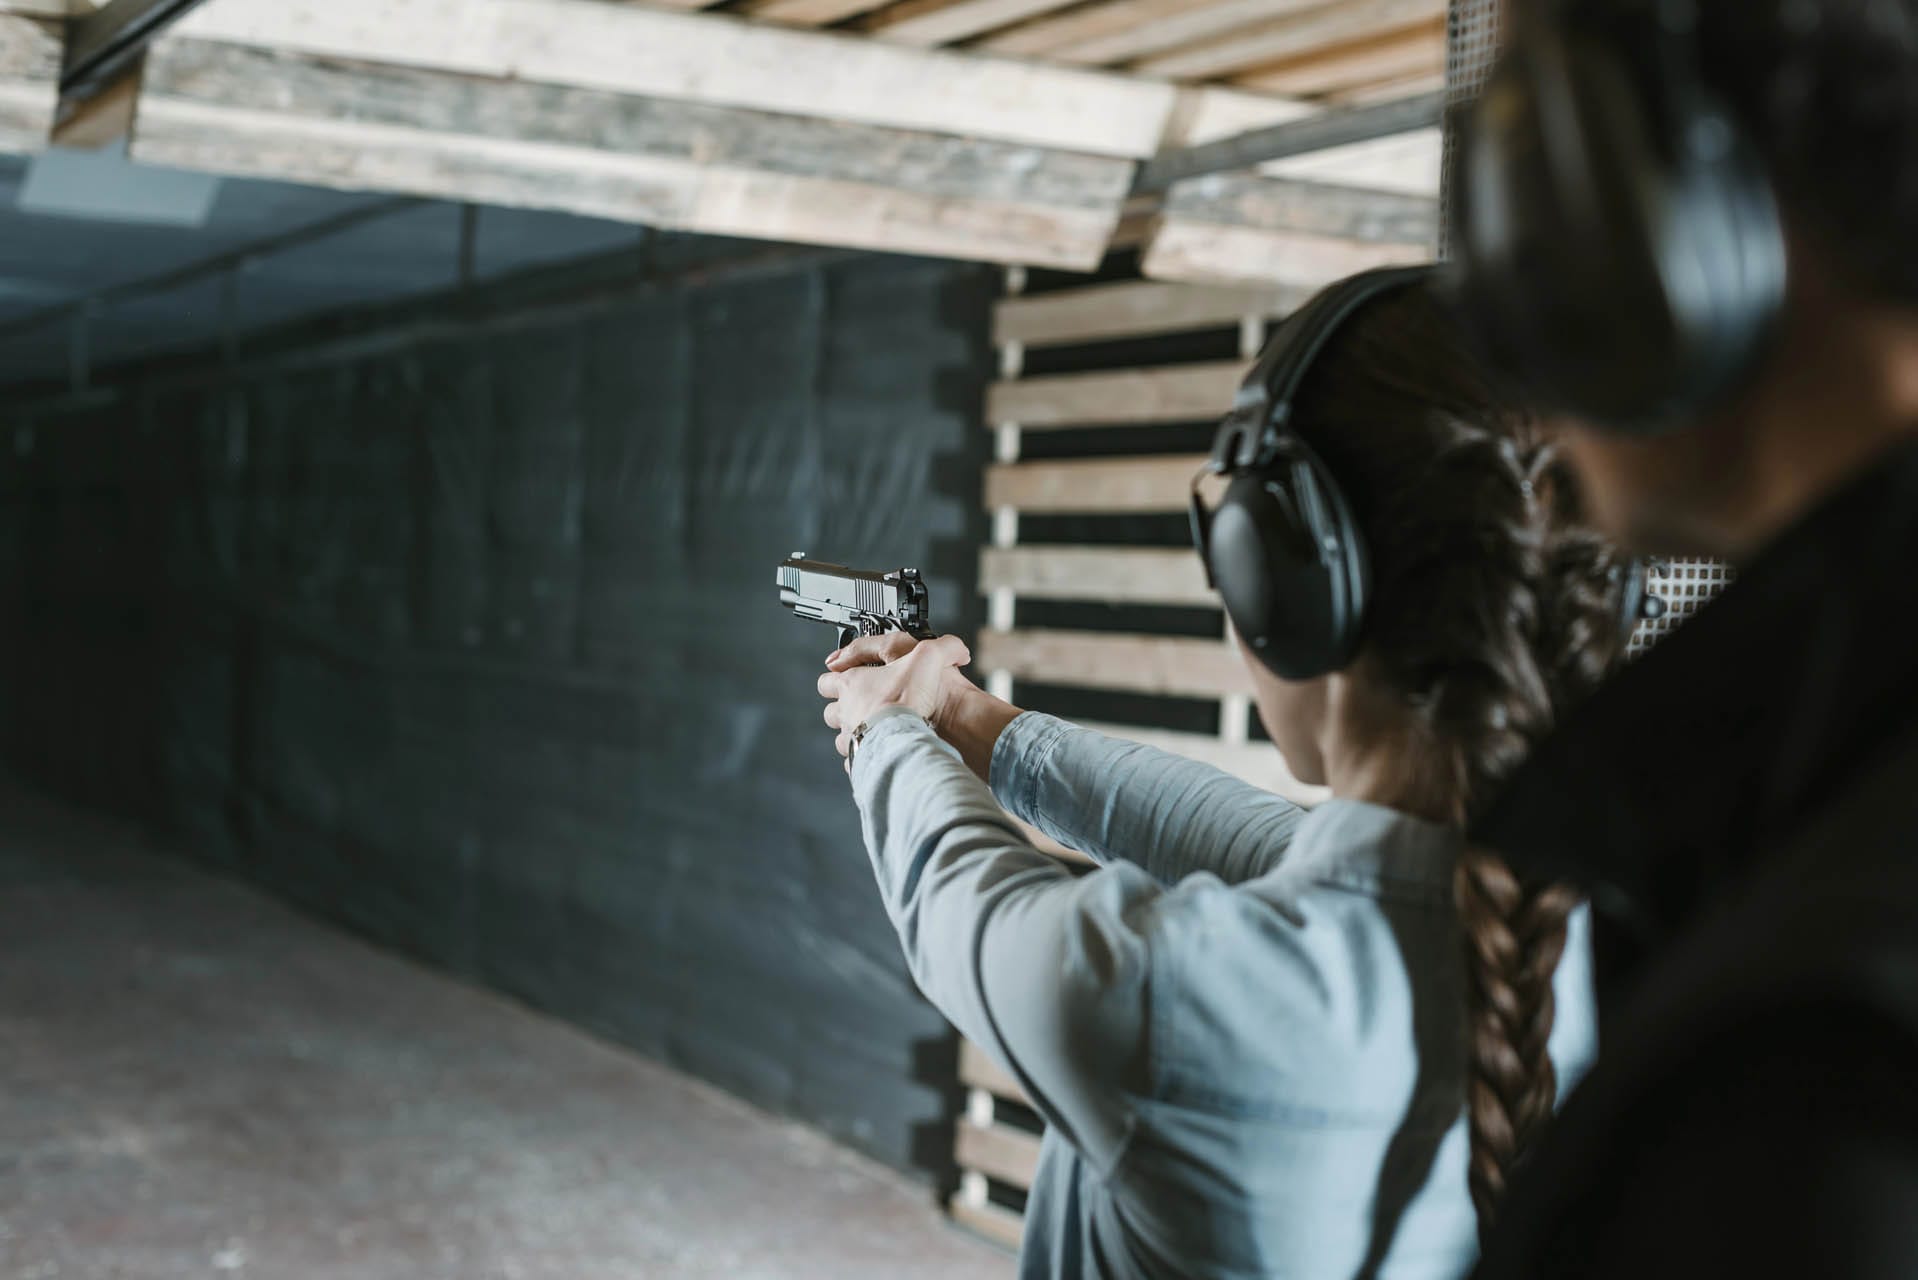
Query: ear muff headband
1192 265 1668 683
1447 0 1787 432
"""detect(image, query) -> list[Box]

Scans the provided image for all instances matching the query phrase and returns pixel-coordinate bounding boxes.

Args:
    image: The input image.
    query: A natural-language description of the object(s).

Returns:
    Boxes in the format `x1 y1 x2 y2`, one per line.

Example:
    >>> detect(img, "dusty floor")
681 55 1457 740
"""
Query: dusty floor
0 781 1009 1280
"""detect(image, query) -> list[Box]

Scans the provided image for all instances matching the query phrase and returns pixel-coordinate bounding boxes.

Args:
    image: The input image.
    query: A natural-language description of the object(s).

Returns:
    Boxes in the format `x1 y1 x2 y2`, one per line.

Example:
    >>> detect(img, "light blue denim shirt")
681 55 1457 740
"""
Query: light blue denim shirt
850 708 1597 1280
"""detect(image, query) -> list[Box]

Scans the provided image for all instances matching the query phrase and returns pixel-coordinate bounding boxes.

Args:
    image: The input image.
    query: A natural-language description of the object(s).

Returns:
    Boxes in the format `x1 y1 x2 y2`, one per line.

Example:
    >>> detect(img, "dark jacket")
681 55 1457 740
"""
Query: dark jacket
1470 440 1918 1278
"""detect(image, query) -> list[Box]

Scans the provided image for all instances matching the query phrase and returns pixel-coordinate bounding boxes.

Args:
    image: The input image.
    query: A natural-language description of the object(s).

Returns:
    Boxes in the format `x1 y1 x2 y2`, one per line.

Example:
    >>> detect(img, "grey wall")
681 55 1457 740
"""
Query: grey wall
0 246 995 1179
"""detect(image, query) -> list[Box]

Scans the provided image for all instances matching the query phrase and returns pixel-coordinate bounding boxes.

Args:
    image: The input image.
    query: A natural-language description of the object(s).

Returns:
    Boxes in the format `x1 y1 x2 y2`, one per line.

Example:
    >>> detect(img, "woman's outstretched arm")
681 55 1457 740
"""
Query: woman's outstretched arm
987 710 1306 886
850 707 1158 1173
826 634 1305 886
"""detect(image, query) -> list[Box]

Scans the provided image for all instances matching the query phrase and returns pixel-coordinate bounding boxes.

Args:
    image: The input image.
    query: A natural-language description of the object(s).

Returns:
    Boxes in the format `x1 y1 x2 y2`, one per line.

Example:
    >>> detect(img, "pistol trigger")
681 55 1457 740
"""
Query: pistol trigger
837 625 858 651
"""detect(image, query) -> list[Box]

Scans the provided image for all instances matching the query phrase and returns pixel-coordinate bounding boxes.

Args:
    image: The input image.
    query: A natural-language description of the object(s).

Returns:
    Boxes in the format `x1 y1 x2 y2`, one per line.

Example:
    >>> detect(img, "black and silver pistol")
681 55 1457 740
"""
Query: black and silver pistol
776 553 935 651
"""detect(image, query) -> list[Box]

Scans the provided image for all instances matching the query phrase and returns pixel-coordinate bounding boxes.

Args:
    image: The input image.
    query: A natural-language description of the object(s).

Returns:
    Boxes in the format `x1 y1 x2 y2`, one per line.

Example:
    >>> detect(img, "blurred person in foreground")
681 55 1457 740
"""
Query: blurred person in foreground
1447 0 1918 1274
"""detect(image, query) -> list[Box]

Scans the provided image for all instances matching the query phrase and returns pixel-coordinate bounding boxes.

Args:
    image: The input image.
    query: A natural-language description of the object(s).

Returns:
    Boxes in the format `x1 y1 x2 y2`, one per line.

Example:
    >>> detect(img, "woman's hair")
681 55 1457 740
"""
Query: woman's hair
1288 283 1631 1240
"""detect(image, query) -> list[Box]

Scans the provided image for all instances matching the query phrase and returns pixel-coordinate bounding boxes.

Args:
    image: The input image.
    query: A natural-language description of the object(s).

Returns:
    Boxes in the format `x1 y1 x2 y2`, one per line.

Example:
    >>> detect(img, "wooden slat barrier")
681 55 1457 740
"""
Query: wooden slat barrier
978 628 1245 699
993 279 1312 348
983 455 1203 514
960 1037 1030 1105
956 1116 1043 1186
952 1038 1043 1250
980 545 1213 605
985 361 1246 427
954 266 1332 1251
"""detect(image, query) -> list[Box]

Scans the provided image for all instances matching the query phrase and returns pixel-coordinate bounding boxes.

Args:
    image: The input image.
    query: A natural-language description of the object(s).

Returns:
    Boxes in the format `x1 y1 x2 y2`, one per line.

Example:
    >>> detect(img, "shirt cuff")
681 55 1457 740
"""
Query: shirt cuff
849 705 949 779
988 711 1074 822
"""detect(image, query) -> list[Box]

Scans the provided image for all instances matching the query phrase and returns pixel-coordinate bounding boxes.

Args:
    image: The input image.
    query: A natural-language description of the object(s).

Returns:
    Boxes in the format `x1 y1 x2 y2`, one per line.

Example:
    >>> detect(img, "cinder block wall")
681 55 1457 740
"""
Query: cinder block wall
0 246 994 1178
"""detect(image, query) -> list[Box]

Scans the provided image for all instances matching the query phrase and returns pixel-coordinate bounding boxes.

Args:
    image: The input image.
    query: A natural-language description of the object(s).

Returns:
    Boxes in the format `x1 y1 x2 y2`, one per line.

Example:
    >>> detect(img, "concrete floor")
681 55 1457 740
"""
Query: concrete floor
0 780 1009 1280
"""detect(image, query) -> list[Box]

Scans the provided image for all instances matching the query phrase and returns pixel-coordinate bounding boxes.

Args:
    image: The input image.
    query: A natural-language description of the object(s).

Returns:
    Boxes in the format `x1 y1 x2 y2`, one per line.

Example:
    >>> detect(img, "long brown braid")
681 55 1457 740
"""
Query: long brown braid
1285 286 1633 1240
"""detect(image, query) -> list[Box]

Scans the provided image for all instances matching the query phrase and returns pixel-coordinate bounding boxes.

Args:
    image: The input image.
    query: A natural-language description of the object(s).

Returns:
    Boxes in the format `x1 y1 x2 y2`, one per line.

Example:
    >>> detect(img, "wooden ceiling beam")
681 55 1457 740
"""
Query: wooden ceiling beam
1027 0 1329 68
1141 172 1436 285
1132 0 1444 81
974 0 1211 59
1232 17 1444 98
170 0 1180 159
130 36 1138 268
736 0 896 29
864 0 1088 48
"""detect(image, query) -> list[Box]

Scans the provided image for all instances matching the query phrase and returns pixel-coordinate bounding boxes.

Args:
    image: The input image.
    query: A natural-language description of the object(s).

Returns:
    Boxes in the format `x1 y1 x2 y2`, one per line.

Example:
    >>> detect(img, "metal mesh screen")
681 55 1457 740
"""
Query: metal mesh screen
1439 0 1507 257
1441 0 1729 648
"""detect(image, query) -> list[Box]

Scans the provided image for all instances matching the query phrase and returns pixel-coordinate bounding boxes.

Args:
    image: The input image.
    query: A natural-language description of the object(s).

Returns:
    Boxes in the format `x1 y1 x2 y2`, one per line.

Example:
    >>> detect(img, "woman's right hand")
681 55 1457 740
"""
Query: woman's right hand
823 633 1021 780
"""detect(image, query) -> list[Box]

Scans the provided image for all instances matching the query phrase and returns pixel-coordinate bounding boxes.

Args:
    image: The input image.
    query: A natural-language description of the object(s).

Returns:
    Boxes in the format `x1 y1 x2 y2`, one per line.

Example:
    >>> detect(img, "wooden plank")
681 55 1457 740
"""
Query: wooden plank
134 41 1132 268
1144 219 1431 286
1163 85 1438 197
1040 0 1328 68
0 14 58 154
171 0 1181 159
1233 18 1445 97
1327 68 1446 106
866 0 1085 47
1161 173 1438 240
1075 719 1329 803
1263 127 1441 196
1136 0 1445 80
959 1038 1029 1102
984 455 1202 512
738 0 894 24
987 361 1244 426
949 1195 1026 1249
144 41 1129 213
978 627 1249 698
955 1116 1043 1187
1143 175 1437 286
980 545 1214 605
992 278 1310 347
977 0 1202 58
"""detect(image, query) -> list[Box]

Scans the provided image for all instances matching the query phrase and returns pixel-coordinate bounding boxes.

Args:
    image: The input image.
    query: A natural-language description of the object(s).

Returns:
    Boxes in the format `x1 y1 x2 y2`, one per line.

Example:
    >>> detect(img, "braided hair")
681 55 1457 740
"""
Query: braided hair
1286 283 1632 1241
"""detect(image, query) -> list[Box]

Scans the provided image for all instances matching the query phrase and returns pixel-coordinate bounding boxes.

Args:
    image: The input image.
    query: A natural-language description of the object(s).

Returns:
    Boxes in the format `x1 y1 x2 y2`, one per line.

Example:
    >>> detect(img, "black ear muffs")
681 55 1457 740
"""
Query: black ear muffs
1448 0 1788 433
1207 443 1371 680
1193 266 1430 681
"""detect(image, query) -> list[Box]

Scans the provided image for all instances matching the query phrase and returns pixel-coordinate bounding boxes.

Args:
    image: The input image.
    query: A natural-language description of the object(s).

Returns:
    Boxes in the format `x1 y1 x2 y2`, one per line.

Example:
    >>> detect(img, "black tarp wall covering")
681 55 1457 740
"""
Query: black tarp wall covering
0 249 995 1179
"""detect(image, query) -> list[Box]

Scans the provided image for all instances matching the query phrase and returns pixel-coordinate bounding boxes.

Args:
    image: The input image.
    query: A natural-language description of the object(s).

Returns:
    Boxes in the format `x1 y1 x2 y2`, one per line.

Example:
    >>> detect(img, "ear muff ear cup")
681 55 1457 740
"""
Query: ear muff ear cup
1208 448 1371 682
1449 11 1787 432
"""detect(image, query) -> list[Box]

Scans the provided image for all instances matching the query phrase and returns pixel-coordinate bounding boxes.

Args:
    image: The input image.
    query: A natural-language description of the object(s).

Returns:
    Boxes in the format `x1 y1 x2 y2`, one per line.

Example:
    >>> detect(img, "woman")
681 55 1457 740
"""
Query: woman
815 270 1631 1277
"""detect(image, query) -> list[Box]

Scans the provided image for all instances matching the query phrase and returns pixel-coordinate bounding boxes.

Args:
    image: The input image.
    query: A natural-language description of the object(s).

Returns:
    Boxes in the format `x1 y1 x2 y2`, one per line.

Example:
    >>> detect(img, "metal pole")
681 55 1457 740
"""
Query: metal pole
1130 90 1447 196
62 0 217 105
457 204 480 290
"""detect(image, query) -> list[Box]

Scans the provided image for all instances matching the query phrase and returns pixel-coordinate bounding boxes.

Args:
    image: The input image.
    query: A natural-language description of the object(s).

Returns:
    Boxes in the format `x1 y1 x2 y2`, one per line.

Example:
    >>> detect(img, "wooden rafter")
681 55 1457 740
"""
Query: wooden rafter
1232 17 1445 96
1133 0 1444 80
1042 0 1329 68
132 36 1137 268
169 0 1180 159
863 0 1087 47
737 0 896 28
1141 172 1437 285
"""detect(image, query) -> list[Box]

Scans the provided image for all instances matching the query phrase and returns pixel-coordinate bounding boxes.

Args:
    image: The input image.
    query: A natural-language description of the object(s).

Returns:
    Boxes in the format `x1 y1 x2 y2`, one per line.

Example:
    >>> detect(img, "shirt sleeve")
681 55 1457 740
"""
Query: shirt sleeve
990 711 1306 886
851 707 1159 1172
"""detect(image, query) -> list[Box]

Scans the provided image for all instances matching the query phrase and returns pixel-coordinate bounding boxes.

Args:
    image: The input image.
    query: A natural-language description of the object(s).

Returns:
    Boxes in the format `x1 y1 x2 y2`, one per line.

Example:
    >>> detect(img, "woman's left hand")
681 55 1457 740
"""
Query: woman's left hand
817 633 973 765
